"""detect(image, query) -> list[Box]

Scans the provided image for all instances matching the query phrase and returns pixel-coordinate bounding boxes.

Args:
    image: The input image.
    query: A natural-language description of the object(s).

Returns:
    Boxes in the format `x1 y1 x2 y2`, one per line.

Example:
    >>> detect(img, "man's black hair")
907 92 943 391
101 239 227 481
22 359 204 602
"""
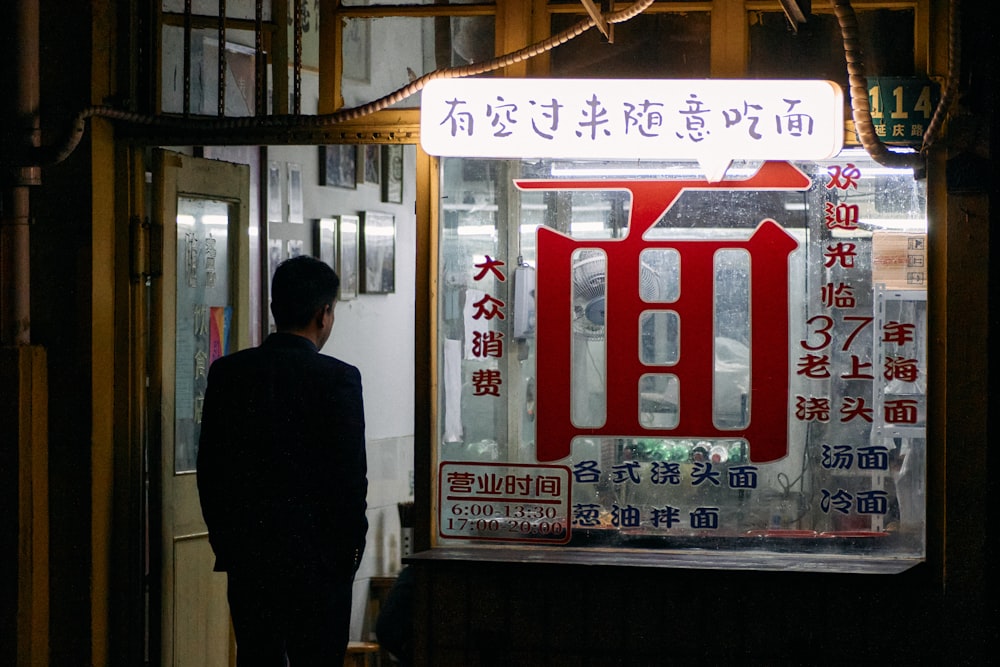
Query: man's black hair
270 255 340 330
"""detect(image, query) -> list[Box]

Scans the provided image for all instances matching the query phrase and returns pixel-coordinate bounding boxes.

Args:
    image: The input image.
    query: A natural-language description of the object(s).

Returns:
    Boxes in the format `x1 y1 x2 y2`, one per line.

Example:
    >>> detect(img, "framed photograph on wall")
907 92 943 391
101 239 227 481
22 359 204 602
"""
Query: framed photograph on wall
287 163 304 223
361 211 395 294
315 218 339 272
362 144 381 185
338 214 360 301
381 144 403 204
321 145 357 188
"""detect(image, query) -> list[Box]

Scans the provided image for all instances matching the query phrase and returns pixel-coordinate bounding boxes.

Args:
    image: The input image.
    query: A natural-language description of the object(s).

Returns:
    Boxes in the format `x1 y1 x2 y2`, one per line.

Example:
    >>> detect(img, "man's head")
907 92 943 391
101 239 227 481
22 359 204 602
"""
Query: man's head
270 255 340 346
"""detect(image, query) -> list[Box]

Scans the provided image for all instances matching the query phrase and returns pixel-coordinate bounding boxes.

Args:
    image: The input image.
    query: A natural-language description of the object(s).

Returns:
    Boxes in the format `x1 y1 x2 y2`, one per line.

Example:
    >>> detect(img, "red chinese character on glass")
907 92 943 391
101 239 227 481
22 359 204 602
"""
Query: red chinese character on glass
842 355 874 380
796 353 831 379
824 202 860 230
826 163 861 190
517 162 811 463
473 255 507 282
882 321 917 346
820 282 856 308
824 241 857 268
884 356 919 382
472 331 504 358
471 294 506 321
884 399 919 424
840 396 874 423
471 369 503 397
795 395 831 422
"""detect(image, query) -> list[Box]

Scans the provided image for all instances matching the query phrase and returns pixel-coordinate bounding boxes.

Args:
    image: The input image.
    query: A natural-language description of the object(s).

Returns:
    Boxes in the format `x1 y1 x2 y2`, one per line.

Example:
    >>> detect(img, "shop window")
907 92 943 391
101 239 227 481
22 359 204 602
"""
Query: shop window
435 151 927 569
749 9 916 84
550 12 711 78
340 16 495 109
161 26 260 116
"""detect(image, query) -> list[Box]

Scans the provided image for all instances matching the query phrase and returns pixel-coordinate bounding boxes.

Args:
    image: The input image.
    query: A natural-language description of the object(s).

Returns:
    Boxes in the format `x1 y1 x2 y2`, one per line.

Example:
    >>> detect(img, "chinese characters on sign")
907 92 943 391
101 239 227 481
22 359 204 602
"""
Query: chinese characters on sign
422 79 843 180
174 203 233 473
439 462 571 543
864 77 940 147
427 78 926 556
468 255 507 397
519 161 811 464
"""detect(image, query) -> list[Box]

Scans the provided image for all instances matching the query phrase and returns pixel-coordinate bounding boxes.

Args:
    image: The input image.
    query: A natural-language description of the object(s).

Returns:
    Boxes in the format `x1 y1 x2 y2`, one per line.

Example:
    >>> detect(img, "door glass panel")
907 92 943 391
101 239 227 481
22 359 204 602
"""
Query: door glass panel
174 197 232 473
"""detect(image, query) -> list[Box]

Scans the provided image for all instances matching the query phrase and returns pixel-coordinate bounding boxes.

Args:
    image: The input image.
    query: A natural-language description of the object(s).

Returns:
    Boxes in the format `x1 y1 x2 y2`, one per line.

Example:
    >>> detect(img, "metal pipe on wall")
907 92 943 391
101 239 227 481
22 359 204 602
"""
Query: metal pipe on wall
1 0 40 346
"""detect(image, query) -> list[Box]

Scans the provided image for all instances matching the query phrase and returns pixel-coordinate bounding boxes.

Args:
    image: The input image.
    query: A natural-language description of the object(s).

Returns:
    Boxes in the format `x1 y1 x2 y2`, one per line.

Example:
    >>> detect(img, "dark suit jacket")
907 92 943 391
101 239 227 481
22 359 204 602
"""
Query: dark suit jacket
197 332 368 576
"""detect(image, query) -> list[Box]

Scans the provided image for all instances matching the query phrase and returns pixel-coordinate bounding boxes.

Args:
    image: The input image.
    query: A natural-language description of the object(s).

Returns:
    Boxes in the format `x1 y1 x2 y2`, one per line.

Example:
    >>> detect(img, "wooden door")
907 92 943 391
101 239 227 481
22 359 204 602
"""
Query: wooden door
152 149 250 666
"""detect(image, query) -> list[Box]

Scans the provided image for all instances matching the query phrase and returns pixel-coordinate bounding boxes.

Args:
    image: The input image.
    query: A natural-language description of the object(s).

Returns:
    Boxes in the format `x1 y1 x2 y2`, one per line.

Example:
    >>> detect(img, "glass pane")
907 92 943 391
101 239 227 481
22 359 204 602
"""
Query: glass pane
161 26 257 116
342 16 495 109
714 249 750 429
175 197 232 473
438 158 508 463
163 0 271 20
639 374 679 428
342 0 492 5
550 12 710 78
436 150 927 566
639 311 679 366
749 10 915 84
570 249 607 428
639 247 679 302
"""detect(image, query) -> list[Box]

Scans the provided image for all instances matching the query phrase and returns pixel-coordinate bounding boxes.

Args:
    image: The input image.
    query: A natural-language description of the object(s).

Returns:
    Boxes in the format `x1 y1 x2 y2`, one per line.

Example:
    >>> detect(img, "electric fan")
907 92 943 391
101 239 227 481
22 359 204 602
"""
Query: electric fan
571 250 660 338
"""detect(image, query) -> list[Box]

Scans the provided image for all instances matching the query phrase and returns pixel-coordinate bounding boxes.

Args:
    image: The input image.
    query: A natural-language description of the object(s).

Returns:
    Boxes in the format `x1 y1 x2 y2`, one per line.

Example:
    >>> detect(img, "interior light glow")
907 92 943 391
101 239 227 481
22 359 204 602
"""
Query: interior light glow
570 221 607 234
456 225 496 236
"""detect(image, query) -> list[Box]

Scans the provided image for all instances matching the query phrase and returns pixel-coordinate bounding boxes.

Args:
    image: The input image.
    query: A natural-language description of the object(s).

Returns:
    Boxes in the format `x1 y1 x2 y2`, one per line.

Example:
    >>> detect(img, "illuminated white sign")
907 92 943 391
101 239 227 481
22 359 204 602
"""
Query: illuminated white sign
420 78 844 181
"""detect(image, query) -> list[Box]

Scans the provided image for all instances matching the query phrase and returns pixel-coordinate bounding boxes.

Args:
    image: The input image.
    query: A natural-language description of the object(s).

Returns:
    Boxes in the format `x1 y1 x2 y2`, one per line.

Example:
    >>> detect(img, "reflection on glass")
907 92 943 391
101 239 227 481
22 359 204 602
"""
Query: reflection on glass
551 12 710 78
639 374 679 428
341 17 495 109
640 311 679 366
436 152 928 563
570 249 607 428
162 0 270 20
161 26 257 116
749 10 915 85
640 247 680 302
714 249 750 429
175 197 232 473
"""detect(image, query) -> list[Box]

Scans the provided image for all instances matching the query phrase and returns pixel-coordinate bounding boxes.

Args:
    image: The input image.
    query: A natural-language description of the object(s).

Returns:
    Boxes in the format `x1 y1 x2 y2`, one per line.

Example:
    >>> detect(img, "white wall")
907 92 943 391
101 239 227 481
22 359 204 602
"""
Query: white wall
257 140 417 642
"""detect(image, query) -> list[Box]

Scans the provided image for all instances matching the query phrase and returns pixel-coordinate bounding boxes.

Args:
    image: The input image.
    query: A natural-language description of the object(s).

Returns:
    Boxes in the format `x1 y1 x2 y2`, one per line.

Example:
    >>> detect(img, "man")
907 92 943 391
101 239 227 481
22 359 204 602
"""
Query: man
197 255 368 666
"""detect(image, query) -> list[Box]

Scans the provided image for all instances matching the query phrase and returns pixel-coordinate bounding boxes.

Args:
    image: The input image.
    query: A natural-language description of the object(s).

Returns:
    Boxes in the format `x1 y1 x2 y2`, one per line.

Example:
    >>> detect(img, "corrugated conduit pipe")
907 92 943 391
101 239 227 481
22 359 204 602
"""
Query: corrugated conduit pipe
36 0 655 167
831 0 960 173
33 0 960 174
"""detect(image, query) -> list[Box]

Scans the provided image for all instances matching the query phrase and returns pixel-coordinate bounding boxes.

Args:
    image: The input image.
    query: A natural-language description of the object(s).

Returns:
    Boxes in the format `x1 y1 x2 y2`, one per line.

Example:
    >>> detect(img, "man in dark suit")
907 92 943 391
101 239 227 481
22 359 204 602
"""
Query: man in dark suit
197 255 368 666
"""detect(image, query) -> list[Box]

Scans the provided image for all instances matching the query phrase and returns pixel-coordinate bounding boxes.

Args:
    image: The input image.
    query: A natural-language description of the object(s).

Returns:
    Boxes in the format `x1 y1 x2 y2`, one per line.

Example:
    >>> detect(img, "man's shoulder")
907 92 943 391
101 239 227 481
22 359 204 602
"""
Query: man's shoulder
209 345 263 371
315 353 362 379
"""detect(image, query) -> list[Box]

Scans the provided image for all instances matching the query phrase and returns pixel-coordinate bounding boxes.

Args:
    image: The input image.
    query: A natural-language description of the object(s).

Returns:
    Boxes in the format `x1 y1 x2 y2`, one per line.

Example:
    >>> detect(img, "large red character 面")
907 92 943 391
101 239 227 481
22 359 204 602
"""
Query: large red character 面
515 161 811 463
